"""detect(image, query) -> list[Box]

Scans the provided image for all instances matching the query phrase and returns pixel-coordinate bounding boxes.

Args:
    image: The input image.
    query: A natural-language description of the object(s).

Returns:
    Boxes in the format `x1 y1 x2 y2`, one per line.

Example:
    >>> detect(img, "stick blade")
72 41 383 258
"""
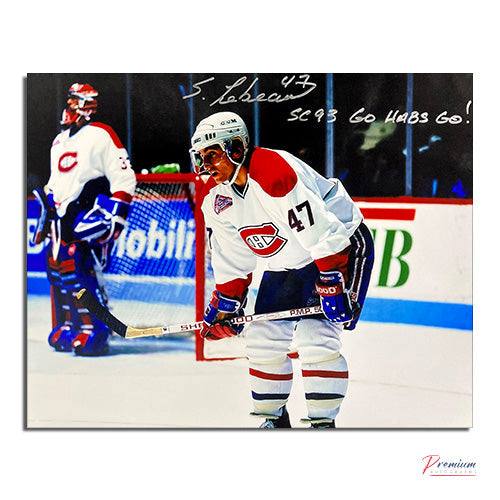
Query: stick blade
76 288 128 337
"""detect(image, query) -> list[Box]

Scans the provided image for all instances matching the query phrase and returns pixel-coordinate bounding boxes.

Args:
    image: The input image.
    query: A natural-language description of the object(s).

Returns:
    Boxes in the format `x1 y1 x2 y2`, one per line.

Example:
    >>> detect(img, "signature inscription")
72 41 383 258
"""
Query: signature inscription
182 74 317 106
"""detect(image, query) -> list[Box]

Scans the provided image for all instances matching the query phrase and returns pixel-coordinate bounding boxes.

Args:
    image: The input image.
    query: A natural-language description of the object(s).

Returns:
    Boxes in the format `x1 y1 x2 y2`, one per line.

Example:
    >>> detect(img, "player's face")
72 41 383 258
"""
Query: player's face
199 145 235 184
67 97 79 109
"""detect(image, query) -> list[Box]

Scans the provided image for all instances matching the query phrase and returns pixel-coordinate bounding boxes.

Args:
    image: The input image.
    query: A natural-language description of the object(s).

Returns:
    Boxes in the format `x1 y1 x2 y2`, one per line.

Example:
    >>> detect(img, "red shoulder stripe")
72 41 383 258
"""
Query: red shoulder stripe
90 122 124 149
249 147 297 197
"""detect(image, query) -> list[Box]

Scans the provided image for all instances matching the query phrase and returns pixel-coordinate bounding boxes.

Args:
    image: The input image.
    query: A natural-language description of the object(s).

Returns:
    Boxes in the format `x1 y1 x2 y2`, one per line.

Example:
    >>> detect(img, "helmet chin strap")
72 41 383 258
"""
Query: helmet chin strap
223 143 247 186
224 161 243 186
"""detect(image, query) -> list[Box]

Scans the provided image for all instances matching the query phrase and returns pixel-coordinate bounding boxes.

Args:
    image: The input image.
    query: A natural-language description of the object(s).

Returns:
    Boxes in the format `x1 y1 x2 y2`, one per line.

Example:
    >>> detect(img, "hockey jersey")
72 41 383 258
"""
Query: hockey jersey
47 122 136 217
201 147 363 298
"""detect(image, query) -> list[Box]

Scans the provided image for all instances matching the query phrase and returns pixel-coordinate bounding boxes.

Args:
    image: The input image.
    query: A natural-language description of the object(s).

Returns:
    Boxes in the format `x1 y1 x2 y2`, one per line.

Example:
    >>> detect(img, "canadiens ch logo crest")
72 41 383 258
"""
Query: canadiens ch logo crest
239 223 287 257
214 195 233 214
58 151 78 172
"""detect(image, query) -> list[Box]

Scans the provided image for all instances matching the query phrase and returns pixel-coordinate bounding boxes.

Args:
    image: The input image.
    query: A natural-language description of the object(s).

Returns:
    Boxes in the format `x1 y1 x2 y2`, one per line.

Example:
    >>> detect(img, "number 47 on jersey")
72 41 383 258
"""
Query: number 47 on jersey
288 200 315 232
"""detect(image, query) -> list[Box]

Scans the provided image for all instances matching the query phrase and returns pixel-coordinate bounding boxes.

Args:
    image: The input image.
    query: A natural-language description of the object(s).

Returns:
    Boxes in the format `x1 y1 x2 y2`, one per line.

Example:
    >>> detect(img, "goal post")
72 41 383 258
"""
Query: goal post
103 173 211 359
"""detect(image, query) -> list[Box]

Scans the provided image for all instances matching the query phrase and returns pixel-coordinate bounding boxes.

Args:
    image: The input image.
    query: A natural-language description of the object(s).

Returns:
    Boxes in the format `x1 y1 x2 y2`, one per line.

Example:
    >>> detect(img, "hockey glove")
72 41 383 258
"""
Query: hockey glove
32 188 56 245
201 291 247 341
73 194 130 244
315 271 360 324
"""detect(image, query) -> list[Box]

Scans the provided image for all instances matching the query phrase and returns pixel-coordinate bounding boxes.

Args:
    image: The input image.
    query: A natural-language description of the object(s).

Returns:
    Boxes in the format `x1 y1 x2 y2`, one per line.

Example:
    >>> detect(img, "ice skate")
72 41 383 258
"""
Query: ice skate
259 407 291 429
311 420 336 428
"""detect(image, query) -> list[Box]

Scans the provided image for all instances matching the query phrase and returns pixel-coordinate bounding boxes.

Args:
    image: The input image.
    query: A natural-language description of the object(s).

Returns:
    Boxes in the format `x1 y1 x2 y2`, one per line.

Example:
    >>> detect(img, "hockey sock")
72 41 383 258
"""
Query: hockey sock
249 356 294 418
301 353 348 421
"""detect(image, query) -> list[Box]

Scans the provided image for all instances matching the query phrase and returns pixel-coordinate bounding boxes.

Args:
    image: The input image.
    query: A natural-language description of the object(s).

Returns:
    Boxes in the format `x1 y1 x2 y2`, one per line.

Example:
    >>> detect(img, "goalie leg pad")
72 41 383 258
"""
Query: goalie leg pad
69 244 110 355
48 324 75 352
72 326 110 356
46 242 110 354
46 245 77 351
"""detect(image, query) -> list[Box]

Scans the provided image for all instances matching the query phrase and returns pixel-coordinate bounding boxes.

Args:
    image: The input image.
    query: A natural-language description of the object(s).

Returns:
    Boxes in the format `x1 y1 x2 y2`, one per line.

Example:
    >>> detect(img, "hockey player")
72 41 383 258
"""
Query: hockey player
32 83 136 356
191 111 374 428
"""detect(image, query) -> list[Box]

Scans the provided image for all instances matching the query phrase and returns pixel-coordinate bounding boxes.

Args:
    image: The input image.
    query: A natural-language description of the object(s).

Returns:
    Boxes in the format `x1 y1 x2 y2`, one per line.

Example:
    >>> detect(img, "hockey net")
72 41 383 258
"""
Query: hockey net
103 173 247 361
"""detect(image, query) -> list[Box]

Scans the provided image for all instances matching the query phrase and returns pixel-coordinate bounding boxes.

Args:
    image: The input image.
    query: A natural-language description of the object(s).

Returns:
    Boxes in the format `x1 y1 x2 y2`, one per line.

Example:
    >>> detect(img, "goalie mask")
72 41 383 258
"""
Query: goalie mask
60 83 98 127
190 112 250 185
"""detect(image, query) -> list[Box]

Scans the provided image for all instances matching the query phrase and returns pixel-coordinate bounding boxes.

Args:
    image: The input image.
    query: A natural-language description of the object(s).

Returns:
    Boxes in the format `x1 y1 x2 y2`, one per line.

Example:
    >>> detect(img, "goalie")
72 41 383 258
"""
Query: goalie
191 112 374 428
32 83 136 356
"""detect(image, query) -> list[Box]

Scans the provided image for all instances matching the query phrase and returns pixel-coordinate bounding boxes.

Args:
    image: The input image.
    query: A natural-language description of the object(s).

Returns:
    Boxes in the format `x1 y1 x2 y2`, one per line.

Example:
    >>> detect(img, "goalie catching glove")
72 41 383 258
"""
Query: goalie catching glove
73 194 130 243
201 290 247 341
316 270 360 324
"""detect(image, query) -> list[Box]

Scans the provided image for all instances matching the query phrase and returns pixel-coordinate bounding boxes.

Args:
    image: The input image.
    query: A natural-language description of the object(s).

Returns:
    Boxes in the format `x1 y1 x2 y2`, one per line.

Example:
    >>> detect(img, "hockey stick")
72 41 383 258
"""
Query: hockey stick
76 288 323 339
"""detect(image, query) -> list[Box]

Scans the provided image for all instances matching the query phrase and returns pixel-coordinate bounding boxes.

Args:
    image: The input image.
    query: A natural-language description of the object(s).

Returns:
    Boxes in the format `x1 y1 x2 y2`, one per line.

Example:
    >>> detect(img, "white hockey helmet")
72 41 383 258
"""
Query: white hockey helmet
190 111 250 183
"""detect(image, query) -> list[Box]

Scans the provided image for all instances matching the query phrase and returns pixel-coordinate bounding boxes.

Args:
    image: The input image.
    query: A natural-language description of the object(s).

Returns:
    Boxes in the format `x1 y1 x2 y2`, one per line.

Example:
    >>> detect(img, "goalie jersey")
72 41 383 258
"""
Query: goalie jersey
201 147 363 298
47 122 136 219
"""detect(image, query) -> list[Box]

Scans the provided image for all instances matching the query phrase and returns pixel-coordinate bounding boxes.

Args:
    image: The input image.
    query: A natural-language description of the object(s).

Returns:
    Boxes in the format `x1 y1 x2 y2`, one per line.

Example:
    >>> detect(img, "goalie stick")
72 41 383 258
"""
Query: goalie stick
76 288 324 339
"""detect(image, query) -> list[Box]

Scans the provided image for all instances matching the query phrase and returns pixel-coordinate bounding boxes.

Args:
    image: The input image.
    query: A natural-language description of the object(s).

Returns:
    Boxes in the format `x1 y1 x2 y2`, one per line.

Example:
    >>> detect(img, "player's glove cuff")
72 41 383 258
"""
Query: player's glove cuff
315 271 346 295
202 291 247 340
316 271 356 323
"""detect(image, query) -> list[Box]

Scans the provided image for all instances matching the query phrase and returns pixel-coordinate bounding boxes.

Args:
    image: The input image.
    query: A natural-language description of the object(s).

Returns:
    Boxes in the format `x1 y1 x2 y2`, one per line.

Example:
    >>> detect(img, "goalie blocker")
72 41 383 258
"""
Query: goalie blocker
73 193 130 243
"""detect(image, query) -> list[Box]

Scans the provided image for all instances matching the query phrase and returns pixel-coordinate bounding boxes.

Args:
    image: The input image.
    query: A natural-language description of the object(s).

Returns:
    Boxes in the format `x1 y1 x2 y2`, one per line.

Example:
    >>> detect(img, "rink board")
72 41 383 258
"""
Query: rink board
26 197 473 330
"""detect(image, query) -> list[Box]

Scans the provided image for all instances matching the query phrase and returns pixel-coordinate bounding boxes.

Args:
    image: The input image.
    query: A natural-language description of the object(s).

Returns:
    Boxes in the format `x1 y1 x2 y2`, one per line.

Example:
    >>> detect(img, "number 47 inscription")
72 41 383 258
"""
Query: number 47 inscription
288 200 315 232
